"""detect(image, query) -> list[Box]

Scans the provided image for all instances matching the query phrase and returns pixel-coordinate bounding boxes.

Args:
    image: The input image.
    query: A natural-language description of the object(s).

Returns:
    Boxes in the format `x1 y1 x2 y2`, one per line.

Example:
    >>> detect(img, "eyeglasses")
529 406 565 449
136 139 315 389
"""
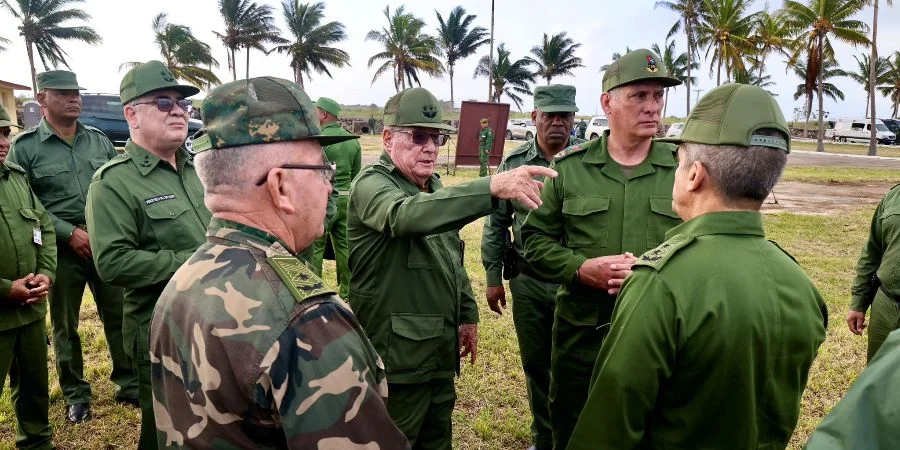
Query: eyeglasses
393 129 449 146
255 163 336 186
132 97 192 113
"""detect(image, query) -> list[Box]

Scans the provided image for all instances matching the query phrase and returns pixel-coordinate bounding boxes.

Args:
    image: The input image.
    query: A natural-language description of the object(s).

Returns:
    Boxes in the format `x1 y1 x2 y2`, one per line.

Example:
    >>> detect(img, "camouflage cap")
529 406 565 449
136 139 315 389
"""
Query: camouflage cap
658 83 790 153
36 70 86 91
602 48 682 92
383 87 455 131
534 84 578 113
0 106 21 129
191 77 358 153
315 97 341 117
119 60 200 105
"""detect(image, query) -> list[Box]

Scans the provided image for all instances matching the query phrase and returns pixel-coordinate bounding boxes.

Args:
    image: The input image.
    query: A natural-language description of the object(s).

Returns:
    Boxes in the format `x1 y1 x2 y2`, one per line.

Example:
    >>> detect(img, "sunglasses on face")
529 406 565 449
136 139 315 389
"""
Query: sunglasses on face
394 129 449 146
255 163 336 186
133 97 192 113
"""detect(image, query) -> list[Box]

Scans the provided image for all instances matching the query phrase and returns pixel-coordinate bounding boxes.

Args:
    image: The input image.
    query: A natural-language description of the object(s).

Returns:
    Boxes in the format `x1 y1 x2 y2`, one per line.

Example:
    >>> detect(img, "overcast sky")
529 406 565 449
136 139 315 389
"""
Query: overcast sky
1 0 898 121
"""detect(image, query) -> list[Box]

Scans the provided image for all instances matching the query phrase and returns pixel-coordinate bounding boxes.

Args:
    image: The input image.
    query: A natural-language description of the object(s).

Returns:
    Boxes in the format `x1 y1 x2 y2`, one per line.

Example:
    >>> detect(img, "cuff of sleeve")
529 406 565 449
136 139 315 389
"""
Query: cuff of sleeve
0 279 11 298
461 312 479 325
849 297 870 313
486 269 503 287
564 254 589 285
37 269 55 285
57 222 76 242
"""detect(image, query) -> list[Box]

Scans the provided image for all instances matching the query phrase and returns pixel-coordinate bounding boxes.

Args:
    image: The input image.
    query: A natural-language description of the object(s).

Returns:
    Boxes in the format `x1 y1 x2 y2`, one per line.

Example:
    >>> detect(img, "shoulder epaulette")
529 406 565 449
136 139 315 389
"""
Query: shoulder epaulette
82 125 105 134
92 152 132 179
634 234 696 270
768 240 799 265
10 127 37 144
553 142 590 161
4 161 26 174
268 255 335 302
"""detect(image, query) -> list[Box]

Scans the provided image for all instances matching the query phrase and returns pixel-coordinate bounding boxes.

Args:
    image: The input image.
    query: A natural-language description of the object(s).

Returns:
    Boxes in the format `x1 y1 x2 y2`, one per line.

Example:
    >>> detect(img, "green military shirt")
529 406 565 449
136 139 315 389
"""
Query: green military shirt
9 119 117 241
479 128 494 152
568 211 828 449
347 151 488 384
0 161 56 331
851 183 900 311
520 131 682 325
481 137 585 286
320 121 361 193
86 140 211 357
150 218 407 448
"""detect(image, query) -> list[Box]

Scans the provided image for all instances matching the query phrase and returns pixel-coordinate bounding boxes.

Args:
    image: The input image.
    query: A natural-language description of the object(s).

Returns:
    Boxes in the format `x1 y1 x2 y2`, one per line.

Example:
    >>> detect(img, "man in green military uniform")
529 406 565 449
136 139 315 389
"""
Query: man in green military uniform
0 106 57 450
310 97 361 299
479 118 494 176
805 328 900 449
568 83 828 449
369 114 378 135
348 87 556 449
520 49 683 450
86 60 211 450
847 182 900 362
481 84 584 450
576 119 587 139
149 76 408 448
9 70 136 424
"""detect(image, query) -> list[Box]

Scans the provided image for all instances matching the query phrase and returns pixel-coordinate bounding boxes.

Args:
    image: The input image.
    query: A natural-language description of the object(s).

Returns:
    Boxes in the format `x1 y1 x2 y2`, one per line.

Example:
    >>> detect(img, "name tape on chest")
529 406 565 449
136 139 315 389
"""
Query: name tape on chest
145 194 176 206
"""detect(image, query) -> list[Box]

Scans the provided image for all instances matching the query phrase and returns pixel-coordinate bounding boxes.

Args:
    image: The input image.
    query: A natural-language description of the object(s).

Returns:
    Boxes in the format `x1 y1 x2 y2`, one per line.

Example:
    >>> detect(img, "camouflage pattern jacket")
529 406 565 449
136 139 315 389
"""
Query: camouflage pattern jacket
149 218 408 449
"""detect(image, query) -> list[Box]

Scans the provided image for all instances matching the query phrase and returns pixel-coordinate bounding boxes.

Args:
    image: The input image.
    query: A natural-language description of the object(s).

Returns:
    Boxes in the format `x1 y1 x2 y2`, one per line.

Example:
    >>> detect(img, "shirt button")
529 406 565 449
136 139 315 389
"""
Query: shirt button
169 211 175 216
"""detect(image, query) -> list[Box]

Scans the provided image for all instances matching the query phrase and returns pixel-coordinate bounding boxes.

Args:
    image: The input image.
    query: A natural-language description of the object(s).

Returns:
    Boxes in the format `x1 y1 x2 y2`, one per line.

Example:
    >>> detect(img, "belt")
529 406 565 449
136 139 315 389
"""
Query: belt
880 286 900 303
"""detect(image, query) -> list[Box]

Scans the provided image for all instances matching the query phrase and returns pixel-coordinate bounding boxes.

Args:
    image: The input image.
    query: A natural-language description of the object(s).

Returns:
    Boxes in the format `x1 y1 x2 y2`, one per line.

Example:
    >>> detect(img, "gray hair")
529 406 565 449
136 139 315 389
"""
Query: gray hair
195 142 295 190
679 131 787 203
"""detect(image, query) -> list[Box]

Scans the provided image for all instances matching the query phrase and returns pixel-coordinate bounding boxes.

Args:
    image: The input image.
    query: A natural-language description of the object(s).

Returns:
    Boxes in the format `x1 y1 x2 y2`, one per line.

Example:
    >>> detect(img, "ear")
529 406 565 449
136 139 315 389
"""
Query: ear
36 91 47 107
531 109 538 122
383 128 393 154
266 169 297 215
123 104 139 128
600 92 613 116
686 160 706 192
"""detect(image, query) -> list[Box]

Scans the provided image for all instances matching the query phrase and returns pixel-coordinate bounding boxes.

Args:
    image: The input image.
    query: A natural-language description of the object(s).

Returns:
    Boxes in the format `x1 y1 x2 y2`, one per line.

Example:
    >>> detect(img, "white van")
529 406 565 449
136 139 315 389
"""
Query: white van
585 115 609 140
832 118 896 144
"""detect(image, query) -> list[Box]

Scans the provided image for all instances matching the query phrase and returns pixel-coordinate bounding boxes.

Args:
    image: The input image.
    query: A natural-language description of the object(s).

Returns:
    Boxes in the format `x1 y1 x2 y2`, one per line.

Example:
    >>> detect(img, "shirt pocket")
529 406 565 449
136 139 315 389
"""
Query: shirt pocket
407 234 443 269
89 158 107 171
31 162 77 199
648 196 681 248
880 207 900 287
562 196 610 248
387 313 444 372
143 200 196 251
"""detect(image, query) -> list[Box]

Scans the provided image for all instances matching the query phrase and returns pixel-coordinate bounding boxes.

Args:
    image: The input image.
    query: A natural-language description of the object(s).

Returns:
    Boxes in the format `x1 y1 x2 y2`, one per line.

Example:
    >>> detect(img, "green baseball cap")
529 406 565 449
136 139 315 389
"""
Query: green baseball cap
602 48 682 92
0 106 21 129
658 83 790 153
315 97 341 117
383 87 455 131
534 84 578 113
36 70 85 91
119 60 200 105
191 77 358 153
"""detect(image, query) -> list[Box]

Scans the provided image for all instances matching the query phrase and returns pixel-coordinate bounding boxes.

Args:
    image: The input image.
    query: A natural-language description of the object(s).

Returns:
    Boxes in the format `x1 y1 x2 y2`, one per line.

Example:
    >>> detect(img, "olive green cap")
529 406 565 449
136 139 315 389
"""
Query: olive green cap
36 70 85 91
658 83 790 153
0 106 21 129
191 77 358 153
602 48 682 92
119 60 200 105
534 84 578 112
315 97 341 117
383 87 455 131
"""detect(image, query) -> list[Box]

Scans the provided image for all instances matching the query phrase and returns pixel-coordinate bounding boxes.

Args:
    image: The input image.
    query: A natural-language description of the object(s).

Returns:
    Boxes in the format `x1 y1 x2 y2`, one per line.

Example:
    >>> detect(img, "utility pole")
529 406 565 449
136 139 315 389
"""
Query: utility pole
692 88 704 107
488 0 495 102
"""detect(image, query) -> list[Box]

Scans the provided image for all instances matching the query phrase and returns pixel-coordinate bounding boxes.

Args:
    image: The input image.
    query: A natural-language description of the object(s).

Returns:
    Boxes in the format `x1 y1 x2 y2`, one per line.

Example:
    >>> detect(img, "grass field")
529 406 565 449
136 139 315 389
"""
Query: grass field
0 167 888 449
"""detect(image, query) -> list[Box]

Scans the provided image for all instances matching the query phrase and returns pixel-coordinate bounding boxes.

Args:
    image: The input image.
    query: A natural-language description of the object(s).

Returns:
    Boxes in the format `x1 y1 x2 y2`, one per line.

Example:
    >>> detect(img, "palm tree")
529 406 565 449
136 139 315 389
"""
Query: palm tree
878 51 900 117
1 0 102 93
122 13 220 88
600 47 632 72
784 0 869 152
651 40 698 118
695 0 757 86
655 0 702 116
473 43 534 111
435 6 488 108
749 7 793 84
733 62 777 95
366 5 443 92
525 32 584 84
847 53 889 116
0 34 10 52
271 1 350 89
214 0 284 81
792 58 848 138
866 0 893 155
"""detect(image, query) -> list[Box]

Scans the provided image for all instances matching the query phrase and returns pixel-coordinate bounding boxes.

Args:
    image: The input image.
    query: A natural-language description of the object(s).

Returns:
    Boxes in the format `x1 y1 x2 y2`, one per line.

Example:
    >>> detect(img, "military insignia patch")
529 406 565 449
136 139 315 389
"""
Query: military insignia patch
268 255 335 301
422 105 438 119
646 55 659 73
160 69 176 82
635 234 695 270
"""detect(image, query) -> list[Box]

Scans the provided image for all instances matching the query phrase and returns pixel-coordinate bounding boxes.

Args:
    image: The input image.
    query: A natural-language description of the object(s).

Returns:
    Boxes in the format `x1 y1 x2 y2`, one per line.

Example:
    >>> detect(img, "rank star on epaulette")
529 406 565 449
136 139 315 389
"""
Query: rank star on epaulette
641 243 670 262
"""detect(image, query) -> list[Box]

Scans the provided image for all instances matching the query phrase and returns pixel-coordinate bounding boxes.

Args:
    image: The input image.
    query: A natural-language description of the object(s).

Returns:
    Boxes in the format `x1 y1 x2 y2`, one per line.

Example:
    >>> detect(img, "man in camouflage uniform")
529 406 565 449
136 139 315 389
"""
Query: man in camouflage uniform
149 76 408 449
86 61 211 450
310 97 361 299
480 84 584 450
479 118 494 176
0 106 57 450
369 115 378 135
520 49 683 449
10 70 136 424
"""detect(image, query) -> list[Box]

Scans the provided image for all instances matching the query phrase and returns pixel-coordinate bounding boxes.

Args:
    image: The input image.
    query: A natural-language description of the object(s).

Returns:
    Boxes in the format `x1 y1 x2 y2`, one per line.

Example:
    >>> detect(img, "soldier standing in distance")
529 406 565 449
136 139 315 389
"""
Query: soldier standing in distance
149 76 408 449
86 60 211 450
479 117 494 176
10 70 137 424
369 114 378 135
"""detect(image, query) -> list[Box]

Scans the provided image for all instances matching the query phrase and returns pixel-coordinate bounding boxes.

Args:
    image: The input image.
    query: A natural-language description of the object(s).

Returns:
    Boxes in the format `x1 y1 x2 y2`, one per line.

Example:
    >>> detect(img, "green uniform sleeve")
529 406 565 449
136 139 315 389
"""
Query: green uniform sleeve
568 270 677 449
86 179 191 289
850 200 885 312
33 192 57 282
457 239 479 325
7 142 77 241
521 166 588 284
351 171 495 238
351 141 362 181
481 161 513 287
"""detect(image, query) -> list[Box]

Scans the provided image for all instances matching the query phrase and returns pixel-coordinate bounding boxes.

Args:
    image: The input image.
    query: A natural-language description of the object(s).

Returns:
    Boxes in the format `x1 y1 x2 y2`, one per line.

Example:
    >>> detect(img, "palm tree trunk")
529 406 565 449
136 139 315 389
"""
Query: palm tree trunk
663 88 669 119
685 21 692 117
865 91 871 117
894 93 899 118
26 40 38 93
816 35 826 153
246 49 250 80
449 64 455 108
296 66 304 89
231 48 237 81
868 0 880 156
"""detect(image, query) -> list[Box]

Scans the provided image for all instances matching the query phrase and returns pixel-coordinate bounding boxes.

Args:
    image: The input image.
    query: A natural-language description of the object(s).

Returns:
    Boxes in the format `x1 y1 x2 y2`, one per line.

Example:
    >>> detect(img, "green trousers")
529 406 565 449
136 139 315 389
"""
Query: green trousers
51 243 135 405
134 338 157 450
0 320 54 450
867 289 900 362
311 195 350 299
387 379 456 450
509 274 557 449
479 149 490 177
